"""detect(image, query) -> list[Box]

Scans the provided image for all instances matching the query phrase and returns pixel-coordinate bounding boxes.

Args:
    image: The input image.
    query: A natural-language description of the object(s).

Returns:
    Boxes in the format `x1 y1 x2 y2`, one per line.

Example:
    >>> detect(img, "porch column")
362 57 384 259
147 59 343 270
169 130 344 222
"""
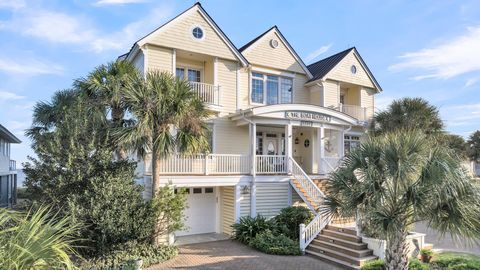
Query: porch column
339 130 345 158
249 122 257 217
285 123 293 173
318 127 325 174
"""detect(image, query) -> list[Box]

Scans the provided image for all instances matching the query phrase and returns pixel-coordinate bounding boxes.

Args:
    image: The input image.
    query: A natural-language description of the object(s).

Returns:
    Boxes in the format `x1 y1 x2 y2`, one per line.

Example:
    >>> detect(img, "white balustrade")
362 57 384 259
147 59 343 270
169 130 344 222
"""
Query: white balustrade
290 157 325 209
208 154 250 174
299 213 331 252
337 104 368 121
189 82 220 106
256 155 286 174
319 157 341 175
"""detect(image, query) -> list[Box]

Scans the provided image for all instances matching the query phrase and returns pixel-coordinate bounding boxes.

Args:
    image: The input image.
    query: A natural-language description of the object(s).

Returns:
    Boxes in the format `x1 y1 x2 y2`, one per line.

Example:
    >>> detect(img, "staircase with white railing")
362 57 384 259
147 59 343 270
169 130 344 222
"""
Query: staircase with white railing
289 157 376 269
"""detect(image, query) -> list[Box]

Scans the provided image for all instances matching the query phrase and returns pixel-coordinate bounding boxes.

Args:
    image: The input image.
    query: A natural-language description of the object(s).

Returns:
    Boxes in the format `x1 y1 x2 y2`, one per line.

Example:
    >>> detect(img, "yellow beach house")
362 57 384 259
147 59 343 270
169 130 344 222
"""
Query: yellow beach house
120 2 390 268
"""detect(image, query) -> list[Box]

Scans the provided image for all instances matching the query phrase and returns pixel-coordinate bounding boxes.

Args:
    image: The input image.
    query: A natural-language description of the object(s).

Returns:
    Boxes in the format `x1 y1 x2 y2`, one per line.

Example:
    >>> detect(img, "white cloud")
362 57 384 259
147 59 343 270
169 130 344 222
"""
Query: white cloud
374 96 395 112
389 26 480 80
305 43 333 63
0 0 25 10
0 57 64 75
94 0 149 6
441 103 480 130
2 4 174 53
0 91 25 102
465 77 479 87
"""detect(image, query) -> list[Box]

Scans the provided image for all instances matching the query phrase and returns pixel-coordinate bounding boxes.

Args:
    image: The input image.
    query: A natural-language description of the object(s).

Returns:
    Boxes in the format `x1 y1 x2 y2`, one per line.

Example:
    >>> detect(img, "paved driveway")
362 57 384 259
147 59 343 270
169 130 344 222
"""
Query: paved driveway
148 240 344 270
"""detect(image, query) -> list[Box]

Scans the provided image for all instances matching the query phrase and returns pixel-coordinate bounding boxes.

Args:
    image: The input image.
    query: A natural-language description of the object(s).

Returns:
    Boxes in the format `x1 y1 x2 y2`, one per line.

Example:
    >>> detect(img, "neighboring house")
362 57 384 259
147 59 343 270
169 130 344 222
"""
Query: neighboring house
121 3 382 266
0 124 21 208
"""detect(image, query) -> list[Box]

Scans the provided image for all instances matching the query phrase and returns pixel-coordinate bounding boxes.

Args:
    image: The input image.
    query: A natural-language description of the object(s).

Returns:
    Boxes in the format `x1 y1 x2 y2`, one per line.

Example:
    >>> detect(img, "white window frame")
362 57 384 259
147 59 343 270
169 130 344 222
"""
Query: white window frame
176 65 204 83
249 71 293 105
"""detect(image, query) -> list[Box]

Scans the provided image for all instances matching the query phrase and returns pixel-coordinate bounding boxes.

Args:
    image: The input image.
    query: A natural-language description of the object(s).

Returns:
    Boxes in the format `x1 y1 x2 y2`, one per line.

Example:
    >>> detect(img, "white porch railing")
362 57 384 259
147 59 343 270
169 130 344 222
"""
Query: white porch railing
256 155 286 174
208 154 250 174
319 157 341 175
290 157 325 209
337 104 367 121
299 213 331 252
189 82 220 106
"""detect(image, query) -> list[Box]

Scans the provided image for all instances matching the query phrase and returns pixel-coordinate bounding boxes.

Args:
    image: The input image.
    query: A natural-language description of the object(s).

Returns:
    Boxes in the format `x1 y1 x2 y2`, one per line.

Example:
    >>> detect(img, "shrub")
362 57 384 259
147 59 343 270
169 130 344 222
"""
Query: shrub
361 259 429 270
80 240 178 269
231 215 273 244
272 206 313 240
361 259 385 270
408 259 429 270
432 252 480 270
249 230 301 255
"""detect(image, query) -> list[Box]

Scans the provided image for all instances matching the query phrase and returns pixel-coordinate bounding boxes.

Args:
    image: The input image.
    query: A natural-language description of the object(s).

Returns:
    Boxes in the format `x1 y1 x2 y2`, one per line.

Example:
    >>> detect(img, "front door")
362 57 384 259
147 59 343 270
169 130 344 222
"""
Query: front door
264 138 278 155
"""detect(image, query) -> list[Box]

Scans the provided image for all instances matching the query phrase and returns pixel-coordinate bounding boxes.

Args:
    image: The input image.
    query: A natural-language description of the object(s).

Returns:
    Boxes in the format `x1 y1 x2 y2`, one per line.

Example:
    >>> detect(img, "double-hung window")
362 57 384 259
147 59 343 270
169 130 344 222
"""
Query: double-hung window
251 72 292 105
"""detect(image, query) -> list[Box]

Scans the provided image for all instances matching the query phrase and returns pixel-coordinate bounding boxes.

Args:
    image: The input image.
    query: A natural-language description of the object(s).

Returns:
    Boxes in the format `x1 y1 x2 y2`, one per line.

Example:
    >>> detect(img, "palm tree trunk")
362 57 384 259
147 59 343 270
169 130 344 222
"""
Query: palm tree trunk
151 150 161 198
111 106 127 159
385 229 409 270
151 149 162 246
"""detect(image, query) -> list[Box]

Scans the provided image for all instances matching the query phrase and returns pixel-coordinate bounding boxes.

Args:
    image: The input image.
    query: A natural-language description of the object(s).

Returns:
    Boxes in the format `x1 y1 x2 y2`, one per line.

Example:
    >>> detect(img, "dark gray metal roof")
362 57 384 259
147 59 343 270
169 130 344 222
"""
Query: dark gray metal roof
0 124 21 143
307 47 354 83
307 47 383 92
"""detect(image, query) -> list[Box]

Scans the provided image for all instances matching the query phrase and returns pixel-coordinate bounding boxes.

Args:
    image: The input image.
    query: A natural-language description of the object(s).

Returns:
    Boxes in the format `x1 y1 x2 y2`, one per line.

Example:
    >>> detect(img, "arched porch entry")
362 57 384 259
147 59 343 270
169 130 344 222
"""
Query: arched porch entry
230 104 361 175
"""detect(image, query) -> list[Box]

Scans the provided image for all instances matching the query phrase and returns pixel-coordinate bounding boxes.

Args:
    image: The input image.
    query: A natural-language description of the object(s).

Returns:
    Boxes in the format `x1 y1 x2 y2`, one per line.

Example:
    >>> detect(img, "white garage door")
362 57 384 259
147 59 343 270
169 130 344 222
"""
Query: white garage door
176 187 216 236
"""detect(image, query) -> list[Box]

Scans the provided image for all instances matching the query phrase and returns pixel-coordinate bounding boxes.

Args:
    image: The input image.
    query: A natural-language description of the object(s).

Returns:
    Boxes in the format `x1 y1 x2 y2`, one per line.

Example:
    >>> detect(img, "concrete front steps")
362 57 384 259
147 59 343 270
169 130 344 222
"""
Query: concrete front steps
306 225 377 270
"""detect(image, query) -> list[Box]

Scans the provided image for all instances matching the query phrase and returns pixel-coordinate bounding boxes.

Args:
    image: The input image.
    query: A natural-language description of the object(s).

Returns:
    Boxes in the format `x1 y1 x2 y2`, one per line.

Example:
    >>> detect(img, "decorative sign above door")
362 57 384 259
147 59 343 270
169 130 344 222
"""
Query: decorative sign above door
284 111 332 123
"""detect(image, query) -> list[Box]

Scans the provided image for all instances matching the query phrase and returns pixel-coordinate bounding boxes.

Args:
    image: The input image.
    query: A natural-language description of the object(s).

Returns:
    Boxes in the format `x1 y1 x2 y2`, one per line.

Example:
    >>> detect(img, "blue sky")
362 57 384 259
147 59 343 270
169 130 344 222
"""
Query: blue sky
1 0 480 166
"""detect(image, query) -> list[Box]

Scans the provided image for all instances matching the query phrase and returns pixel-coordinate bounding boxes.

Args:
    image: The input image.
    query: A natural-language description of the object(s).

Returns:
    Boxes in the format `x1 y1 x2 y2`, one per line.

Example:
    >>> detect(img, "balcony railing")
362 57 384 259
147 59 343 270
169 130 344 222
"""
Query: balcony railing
145 154 291 175
336 104 368 121
9 160 16 171
189 82 220 106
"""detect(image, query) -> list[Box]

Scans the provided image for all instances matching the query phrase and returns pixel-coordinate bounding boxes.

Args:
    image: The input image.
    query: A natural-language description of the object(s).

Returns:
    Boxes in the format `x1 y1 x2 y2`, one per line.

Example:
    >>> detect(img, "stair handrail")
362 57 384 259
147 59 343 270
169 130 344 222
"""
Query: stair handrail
299 213 331 252
289 157 325 206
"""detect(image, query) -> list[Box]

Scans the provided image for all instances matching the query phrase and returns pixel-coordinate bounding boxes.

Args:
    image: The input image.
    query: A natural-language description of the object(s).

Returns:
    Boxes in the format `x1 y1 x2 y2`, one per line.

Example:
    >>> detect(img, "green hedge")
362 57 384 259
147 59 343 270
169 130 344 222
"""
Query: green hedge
249 230 301 256
80 241 177 269
361 259 429 270
431 252 480 270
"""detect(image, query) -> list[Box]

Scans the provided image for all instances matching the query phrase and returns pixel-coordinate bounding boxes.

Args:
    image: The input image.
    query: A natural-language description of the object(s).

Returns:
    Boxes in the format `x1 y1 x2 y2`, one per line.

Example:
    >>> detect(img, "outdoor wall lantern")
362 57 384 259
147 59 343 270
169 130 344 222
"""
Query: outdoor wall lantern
241 185 250 195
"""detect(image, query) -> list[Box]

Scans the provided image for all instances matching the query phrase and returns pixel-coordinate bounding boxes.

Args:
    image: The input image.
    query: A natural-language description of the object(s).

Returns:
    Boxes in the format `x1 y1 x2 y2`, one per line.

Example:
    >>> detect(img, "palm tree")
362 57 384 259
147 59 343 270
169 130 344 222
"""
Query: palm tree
322 130 480 270
115 70 210 197
0 206 80 270
371 97 444 135
75 60 140 159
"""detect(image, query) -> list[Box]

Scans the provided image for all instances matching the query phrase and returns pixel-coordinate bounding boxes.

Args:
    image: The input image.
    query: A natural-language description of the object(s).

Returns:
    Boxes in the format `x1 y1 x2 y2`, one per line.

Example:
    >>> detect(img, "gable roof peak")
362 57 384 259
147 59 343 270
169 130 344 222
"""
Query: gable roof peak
307 47 382 92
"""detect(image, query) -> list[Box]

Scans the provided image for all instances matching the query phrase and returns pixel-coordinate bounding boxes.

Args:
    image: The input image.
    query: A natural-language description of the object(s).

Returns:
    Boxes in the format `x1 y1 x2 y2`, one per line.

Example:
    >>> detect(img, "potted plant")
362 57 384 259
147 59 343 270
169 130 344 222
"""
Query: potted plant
420 248 433 263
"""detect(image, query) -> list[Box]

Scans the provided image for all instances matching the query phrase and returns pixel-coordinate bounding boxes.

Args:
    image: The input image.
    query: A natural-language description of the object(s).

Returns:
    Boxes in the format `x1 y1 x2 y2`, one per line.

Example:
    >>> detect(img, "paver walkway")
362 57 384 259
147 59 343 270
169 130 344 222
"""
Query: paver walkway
148 240 344 270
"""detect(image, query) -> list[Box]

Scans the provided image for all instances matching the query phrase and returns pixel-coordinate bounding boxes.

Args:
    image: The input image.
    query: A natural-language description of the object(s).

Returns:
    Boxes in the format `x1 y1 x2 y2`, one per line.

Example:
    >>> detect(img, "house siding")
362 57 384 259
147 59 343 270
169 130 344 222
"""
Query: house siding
239 188 251 217
325 51 375 88
217 59 239 114
256 182 290 218
213 118 249 155
361 87 375 119
148 45 173 73
145 9 237 61
323 80 340 108
221 186 235 235
242 30 305 74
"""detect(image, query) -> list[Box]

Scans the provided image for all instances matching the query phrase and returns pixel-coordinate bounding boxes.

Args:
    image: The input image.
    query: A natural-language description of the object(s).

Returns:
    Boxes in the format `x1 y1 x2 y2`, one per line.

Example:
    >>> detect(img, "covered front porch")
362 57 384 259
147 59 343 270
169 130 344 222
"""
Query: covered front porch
147 104 363 177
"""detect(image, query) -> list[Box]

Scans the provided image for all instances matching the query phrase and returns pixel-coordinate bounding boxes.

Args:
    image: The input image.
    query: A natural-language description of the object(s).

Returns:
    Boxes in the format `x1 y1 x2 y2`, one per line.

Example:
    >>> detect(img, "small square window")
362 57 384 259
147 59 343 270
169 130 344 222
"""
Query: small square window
205 187 214 193
193 188 202 194
184 188 190 194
